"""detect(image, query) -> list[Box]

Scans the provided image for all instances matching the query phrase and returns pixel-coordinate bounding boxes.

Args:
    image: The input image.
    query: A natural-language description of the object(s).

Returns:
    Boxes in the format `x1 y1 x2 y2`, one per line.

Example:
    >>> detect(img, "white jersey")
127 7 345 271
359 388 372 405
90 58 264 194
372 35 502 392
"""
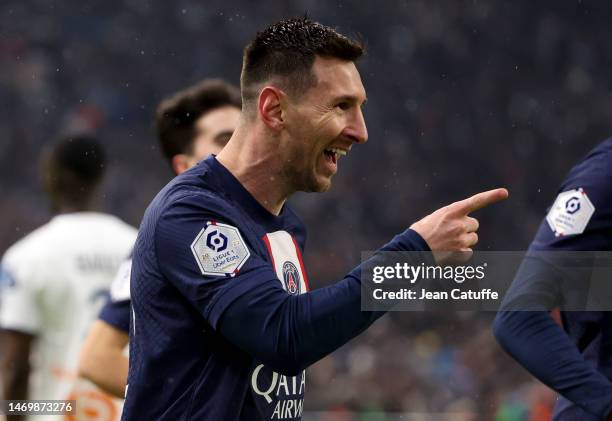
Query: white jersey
0 212 136 421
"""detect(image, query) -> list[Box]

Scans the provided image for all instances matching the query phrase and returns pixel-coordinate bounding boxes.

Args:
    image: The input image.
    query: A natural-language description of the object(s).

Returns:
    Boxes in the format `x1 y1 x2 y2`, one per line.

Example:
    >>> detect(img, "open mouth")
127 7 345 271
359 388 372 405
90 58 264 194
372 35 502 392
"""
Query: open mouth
323 147 347 165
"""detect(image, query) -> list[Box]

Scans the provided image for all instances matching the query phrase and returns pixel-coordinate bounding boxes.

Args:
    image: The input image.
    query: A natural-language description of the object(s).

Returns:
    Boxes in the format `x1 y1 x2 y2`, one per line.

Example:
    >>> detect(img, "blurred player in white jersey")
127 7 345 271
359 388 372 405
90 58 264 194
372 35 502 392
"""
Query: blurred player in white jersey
0 136 137 421
77 79 241 398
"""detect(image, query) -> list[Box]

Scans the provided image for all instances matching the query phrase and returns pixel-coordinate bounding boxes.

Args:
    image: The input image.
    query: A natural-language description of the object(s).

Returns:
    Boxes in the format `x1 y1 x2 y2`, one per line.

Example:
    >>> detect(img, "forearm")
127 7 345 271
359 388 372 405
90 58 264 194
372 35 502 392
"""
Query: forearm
0 330 30 421
78 321 129 398
494 311 612 418
219 229 429 375
1 368 28 421
494 255 612 418
0 361 29 400
224 269 378 375
0 330 31 401
79 349 128 398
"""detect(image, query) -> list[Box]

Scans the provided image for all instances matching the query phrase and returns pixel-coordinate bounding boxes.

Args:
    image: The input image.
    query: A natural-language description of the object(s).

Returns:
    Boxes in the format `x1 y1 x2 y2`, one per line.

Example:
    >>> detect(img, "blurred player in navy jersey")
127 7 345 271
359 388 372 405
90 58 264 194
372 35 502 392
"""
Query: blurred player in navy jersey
494 138 612 420
0 136 137 421
122 17 507 420
77 79 241 398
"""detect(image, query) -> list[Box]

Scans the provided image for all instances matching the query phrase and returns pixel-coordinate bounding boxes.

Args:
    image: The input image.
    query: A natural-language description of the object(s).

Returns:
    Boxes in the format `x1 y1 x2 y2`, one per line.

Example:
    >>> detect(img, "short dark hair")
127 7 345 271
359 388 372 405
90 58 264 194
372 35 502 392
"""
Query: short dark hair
44 135 106 208
155 79 241 165
241 17 364 108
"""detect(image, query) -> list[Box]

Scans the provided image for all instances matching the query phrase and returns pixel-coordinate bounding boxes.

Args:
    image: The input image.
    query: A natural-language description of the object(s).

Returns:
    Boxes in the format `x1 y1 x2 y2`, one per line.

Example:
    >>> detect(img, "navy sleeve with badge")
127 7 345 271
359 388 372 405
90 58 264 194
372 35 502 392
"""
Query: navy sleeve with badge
156 198 430 375
494 139 612 419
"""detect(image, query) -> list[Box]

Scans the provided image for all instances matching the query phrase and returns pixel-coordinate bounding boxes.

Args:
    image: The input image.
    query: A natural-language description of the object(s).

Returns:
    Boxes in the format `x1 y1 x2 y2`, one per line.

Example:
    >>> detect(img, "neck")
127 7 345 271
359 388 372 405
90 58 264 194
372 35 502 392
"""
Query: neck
53 200 96 215
217 119 292 215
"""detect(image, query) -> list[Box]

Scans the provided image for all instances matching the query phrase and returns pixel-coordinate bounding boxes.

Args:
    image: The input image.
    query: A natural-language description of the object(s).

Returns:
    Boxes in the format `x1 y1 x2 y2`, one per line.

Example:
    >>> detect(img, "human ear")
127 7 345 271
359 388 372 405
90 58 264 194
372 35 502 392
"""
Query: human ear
257 86 284 131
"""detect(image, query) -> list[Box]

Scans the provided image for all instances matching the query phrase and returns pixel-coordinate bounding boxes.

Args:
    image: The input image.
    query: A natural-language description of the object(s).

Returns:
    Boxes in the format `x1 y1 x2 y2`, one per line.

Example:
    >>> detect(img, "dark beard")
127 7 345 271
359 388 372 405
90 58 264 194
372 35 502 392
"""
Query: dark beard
280 158 329 193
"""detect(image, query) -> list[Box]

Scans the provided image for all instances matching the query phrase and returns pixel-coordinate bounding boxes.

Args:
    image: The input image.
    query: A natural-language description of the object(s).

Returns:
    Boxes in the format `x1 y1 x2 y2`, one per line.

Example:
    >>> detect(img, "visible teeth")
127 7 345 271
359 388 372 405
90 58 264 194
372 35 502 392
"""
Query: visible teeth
325 148 347 156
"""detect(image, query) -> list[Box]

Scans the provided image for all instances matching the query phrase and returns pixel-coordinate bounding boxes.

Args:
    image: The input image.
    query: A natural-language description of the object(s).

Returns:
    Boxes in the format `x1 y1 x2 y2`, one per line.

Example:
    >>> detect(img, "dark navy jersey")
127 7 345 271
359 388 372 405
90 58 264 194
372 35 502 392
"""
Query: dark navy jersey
494 138 612 420
98 294 131 333
99 256 132 333
122 156 430 420
530 138 612 251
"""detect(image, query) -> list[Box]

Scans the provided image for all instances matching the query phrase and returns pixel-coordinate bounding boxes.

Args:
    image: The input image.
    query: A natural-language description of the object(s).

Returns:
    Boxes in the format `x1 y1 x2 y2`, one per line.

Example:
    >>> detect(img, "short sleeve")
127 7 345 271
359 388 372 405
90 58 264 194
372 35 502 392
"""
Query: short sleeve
0 257 42 334
154 198 281 329
98 257 133 332
99 298 131 333
109 258 132 302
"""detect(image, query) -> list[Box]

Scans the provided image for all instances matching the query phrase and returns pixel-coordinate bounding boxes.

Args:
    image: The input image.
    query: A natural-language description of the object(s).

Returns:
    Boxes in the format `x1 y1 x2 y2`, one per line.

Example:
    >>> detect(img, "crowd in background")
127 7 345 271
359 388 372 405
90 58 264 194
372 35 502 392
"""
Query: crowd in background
2 0 612 418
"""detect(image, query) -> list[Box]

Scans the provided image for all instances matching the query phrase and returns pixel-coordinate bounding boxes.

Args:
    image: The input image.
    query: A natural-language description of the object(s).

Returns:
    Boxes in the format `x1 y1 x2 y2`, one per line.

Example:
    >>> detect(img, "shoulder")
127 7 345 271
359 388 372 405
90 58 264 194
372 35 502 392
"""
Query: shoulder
151 183 247 256
92 213 138 241
530 138 612 250
154 162 245 229
155 184 246 239
150 186 263 280
153 188 242 241
553 138 612 222
2 221 55 268
0 222 57 290
562 138 612 190
103 213 138 234
43 213 137 245
145 164 234 224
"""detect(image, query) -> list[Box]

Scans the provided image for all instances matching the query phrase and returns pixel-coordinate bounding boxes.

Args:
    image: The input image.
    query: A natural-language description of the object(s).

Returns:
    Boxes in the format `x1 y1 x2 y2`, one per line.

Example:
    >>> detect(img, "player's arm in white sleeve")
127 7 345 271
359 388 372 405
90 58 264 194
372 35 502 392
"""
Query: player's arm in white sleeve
0 259 41 406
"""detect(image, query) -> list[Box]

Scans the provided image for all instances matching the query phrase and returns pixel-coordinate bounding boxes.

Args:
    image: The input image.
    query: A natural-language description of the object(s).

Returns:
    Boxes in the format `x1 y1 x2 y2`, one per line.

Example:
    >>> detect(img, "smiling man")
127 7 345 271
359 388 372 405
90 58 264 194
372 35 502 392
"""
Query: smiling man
122 18 507 420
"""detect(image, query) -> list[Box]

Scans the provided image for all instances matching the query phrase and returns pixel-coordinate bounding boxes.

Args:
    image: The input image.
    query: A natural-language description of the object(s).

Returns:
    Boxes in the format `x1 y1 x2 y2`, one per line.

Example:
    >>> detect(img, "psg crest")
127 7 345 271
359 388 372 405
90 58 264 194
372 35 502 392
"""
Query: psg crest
282 261 301 295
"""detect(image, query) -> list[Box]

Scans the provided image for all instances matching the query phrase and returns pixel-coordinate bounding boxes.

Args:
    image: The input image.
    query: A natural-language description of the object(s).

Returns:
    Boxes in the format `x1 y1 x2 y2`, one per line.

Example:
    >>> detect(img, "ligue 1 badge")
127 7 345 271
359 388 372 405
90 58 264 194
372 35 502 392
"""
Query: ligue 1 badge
191 221 250 277
282 261 301 295
546 188 595 237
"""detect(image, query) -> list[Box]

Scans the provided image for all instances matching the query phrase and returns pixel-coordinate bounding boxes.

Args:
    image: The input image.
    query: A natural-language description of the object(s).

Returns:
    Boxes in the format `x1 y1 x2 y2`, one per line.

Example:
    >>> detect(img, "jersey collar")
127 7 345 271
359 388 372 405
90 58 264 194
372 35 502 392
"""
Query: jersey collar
204 156 291 231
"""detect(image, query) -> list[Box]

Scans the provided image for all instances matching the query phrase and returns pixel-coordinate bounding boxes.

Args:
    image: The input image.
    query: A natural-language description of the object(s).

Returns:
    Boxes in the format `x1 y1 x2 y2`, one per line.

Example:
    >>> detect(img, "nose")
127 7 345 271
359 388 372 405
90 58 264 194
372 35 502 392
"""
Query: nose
344 108 368 144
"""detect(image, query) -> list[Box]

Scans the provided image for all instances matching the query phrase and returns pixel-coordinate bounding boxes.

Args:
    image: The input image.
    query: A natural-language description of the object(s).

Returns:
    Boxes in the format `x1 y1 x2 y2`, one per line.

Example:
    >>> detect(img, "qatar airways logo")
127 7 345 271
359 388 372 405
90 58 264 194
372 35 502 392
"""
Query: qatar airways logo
251 364 305 419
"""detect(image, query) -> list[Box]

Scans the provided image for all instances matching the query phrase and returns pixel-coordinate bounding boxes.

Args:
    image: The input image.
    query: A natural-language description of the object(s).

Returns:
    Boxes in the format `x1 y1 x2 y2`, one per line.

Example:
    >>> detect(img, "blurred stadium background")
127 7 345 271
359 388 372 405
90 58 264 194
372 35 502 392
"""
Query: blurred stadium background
2 0 612 419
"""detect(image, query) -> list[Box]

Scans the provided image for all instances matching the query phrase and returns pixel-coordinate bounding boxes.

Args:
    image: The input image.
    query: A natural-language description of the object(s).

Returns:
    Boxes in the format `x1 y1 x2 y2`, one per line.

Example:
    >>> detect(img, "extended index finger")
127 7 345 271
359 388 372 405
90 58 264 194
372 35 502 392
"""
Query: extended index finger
451 188 509 215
